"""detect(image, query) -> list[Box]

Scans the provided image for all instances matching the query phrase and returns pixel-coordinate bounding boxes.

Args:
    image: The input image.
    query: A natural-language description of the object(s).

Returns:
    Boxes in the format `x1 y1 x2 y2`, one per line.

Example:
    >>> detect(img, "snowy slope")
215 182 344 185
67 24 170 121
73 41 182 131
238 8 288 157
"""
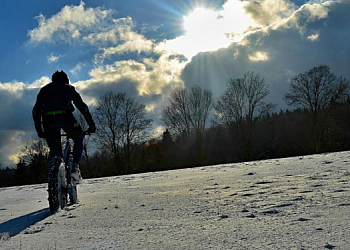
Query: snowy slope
1 151 350 249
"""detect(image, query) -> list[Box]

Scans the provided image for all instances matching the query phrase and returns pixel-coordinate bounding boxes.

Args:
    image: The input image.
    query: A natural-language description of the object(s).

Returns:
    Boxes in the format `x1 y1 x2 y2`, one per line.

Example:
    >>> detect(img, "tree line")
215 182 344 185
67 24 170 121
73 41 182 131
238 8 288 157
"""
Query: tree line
2 64 350 187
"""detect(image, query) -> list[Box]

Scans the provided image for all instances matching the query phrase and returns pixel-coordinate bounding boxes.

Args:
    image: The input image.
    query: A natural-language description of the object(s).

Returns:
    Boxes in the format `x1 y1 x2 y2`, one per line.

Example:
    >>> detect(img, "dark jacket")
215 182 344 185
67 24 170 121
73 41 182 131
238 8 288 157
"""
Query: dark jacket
32 81 94 133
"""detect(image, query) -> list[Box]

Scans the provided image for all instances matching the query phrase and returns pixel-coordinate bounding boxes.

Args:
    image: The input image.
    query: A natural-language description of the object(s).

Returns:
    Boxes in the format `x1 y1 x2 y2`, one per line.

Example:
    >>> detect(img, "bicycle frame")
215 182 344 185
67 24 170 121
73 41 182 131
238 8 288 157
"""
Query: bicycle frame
62 135 73 167
61 134 78 205
48 132 88 213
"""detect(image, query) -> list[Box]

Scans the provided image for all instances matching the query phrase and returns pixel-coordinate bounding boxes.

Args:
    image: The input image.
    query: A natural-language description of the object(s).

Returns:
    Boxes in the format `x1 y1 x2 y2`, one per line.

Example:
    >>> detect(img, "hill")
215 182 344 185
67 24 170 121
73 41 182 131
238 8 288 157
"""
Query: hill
1 151 350 249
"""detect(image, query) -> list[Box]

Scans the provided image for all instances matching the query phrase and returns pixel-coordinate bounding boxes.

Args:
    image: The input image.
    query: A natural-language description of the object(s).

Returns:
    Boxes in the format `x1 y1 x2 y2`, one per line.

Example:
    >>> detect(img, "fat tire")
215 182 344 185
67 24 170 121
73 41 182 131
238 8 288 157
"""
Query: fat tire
48 157 67 214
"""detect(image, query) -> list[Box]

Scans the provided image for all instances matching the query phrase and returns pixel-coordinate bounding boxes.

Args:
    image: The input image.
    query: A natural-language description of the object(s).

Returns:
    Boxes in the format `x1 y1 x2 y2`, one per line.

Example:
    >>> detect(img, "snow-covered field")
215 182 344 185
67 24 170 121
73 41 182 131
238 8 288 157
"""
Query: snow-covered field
1 151 350 250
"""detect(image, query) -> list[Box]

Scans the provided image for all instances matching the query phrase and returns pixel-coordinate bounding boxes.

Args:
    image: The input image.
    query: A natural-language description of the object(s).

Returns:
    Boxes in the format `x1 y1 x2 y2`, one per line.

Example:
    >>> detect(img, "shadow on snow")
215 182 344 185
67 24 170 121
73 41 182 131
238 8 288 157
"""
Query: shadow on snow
0 208 50 240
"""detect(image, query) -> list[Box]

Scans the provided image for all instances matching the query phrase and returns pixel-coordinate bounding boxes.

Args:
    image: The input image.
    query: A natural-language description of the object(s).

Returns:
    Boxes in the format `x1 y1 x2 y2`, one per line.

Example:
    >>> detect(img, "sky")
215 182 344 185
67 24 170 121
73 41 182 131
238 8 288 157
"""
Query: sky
0 0 349 167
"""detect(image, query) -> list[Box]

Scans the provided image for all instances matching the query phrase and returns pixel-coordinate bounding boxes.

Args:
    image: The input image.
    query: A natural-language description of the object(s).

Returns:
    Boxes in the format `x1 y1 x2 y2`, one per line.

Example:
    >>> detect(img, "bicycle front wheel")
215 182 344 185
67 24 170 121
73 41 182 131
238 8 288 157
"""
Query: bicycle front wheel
48 157 67 214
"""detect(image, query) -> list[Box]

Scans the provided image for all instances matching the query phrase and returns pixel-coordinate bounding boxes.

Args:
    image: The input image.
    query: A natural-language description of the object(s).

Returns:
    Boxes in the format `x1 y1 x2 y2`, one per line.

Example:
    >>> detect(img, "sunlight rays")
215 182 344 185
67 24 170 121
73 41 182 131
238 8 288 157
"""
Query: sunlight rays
157 1 258 60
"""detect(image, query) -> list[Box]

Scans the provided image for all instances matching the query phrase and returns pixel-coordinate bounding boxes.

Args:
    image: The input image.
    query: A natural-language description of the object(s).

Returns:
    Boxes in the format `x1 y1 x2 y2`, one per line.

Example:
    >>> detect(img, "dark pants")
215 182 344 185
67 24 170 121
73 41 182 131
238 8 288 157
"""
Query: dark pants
43 112 84 165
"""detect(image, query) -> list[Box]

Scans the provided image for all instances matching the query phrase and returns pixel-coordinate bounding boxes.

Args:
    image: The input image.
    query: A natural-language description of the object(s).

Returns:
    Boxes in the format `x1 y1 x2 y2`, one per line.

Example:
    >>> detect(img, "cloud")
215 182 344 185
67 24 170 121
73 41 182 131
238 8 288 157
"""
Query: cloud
28 1 155 58
96 31 154 63
286 2 330 31
249 51 269 62
103 33 153 55
27 2 158 65
82 17 134 46
27 76 51 89
75 53 186 101
28 1 112 45
47 53 60 63
244 0 297 28
70 62 87 76
0 131 31 165
82 27 119 46
307 32 320 41
0 78 49 131
0 81 26 98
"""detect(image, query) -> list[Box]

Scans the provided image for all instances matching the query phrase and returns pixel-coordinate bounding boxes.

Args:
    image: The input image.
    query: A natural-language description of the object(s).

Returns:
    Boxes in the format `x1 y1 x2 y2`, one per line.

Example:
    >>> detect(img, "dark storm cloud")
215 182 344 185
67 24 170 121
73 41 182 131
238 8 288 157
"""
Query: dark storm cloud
0 82 42 166
0 84 40 131
77 78 140 101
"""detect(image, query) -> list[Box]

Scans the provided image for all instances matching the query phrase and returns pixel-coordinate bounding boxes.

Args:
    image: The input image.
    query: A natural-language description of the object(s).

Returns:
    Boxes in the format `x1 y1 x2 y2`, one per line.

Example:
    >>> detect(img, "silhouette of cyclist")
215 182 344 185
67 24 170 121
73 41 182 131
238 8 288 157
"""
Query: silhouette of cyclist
32 70 96 182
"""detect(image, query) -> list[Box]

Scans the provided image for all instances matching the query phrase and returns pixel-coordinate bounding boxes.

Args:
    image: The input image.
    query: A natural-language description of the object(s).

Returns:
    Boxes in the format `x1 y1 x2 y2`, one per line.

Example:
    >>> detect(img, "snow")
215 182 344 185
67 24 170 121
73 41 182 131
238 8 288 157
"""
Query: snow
1 151 350 249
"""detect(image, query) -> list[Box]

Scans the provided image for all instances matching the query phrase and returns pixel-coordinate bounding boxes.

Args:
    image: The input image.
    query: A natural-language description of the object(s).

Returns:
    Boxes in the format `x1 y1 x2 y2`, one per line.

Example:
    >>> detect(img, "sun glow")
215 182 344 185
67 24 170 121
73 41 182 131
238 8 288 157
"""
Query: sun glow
157 2 257 60
183 8 223 39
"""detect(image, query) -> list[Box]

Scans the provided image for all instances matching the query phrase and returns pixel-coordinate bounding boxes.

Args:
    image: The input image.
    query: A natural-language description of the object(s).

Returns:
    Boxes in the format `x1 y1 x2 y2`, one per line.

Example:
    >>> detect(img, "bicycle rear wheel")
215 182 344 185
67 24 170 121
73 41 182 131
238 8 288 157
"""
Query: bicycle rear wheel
48 157 67 214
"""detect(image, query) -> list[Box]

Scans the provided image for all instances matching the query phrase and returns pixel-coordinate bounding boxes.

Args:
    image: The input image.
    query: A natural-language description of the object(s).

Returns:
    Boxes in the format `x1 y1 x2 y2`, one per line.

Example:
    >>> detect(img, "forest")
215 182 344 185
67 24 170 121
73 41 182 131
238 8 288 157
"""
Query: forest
2 64 350 187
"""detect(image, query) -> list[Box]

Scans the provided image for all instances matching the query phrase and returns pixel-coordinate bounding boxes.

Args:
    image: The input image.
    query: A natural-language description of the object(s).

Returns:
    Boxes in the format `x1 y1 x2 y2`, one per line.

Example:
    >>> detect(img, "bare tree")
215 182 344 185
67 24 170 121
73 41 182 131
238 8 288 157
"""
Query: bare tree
284 65 349 152
20 138 50 183
214 72 275 160
94 91 124 173
188 86 213 137
162 88 191 137
119 95 153 173
188 86 213 163
162 86 213 164
94 91 152 174
21 138 49 164
284 65 349 112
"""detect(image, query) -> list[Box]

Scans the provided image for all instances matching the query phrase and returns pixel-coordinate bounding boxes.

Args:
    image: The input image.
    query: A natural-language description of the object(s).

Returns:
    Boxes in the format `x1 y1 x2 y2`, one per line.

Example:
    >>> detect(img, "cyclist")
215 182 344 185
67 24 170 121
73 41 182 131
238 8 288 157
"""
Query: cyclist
32 70 96 182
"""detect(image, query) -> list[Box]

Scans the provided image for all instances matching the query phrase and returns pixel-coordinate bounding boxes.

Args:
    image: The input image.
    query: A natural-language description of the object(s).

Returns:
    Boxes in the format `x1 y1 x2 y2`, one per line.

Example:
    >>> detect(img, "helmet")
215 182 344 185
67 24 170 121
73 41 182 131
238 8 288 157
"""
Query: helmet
52 70 69 84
